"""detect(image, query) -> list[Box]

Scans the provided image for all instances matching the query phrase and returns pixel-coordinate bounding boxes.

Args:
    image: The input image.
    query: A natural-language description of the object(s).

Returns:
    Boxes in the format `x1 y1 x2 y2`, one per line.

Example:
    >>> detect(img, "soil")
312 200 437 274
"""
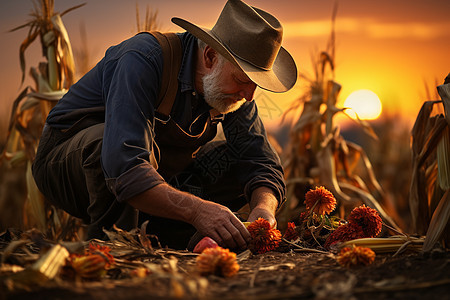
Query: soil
1 246 449 300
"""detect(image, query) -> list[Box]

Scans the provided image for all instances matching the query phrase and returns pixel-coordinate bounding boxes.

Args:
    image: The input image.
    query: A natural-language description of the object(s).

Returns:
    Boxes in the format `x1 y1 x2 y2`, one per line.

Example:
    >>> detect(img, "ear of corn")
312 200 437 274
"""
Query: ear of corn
340 236 424 254
31 244 69 279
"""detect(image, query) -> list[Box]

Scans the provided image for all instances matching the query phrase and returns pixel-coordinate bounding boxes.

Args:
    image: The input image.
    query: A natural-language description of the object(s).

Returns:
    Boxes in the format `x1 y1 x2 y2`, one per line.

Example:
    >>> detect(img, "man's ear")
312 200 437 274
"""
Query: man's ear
203 46 217 70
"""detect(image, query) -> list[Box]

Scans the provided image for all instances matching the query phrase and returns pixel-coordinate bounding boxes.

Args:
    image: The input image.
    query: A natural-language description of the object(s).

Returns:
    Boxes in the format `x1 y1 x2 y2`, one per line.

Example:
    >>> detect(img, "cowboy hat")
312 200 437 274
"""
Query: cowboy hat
171 0 297 93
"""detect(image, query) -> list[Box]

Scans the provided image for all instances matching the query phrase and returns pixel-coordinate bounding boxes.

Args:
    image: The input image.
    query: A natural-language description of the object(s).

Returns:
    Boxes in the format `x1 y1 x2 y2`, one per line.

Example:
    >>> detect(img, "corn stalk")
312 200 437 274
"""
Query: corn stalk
0 0 85 239
410 74 450 251
136 3 160 33
278 3 400 233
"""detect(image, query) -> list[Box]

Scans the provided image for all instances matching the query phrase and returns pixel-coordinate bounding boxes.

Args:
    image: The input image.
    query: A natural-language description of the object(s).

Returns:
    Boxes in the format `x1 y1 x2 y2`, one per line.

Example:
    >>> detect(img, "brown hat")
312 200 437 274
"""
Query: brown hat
172 0 297 93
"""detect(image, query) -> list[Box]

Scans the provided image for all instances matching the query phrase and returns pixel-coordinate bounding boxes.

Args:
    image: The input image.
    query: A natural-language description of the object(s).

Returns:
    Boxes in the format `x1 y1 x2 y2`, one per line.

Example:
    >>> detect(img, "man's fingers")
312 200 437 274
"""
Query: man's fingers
223 222 247 250
230 216 251 242
216 227 237 249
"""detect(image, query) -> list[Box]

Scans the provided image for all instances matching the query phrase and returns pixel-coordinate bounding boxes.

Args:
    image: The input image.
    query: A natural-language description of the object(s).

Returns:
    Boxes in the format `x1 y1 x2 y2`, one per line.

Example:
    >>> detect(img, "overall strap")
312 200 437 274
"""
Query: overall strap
149 32 183 116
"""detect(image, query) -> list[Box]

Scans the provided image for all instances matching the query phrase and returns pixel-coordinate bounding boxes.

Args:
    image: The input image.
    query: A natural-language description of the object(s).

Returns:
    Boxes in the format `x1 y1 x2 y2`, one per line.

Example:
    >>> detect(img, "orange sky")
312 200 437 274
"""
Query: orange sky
0 0 449 132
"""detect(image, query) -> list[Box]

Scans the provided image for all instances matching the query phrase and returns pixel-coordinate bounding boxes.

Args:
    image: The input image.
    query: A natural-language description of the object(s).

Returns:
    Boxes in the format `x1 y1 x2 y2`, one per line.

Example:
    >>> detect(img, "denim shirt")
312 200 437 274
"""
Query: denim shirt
46 32 286 205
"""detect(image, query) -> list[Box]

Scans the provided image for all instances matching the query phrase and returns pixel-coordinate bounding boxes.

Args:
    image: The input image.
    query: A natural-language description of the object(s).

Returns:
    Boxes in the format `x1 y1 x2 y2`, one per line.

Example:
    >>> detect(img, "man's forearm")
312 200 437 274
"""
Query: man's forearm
248 186 279 226
127 182 251 249
127 183 202 224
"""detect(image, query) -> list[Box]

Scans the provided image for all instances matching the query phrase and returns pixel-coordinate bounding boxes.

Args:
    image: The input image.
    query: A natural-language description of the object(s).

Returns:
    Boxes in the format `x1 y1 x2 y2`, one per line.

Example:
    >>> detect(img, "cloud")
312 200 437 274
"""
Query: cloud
283 18 450 40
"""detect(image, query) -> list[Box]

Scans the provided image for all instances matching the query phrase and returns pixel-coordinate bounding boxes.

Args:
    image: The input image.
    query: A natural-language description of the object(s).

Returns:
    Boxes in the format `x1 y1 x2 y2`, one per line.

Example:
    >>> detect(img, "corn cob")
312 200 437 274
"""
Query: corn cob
31 244 69 279
340 236 423 254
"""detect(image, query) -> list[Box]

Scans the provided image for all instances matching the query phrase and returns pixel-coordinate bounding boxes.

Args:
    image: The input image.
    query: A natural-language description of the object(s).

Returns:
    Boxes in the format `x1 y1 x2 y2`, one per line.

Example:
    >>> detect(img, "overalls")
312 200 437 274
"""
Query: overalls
32 32 249 248
32 95 247 249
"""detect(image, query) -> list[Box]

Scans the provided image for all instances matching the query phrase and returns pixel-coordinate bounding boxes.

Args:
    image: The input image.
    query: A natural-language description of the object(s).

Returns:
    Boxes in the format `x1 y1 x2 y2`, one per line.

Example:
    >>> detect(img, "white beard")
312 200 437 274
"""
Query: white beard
202 61 246 114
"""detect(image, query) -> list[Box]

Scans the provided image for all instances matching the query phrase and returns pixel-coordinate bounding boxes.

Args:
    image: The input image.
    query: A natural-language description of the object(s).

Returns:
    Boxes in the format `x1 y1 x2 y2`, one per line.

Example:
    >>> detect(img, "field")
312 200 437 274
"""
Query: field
0 1 449 299
1 231 449 300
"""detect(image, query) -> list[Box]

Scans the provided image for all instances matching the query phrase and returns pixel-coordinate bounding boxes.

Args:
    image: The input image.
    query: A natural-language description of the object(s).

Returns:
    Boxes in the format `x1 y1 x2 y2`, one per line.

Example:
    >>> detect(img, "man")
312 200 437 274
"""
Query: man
32 0 297 250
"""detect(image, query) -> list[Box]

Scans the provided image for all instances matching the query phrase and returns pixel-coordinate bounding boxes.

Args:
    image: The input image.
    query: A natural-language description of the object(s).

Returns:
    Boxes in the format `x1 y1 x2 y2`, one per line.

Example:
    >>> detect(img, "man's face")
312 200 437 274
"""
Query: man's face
202 58 257 114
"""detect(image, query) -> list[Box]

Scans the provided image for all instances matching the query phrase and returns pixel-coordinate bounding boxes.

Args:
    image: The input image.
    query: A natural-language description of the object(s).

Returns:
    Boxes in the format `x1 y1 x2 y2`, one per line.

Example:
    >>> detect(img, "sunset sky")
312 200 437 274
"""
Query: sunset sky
0 0 449 132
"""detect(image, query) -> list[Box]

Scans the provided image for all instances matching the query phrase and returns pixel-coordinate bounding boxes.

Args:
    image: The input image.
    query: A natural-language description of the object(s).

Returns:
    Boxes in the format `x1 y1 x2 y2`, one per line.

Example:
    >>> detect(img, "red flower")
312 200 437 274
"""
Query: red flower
324 223 365 249
283 222 299 241
247 218 282 254
196 246 239 277
337 246 375 268
348 205 382 238
304 186 336 215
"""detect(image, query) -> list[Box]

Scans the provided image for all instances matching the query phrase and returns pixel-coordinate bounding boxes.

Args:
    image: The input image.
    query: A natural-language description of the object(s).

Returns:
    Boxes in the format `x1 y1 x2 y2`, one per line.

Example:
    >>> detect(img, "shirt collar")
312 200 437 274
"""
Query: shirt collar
178 32 197 93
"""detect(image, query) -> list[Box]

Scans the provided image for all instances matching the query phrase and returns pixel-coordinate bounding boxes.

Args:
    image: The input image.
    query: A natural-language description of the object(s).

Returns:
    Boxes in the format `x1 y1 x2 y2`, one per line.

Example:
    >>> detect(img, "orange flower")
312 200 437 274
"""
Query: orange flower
87 243 114 267
283 222 299 241
247 218 282 254
69 254 109 279
337 246 375 268
196 246 239 277
348 205 382 238
324 223 365 249
304 186 336 215
63 242 114 280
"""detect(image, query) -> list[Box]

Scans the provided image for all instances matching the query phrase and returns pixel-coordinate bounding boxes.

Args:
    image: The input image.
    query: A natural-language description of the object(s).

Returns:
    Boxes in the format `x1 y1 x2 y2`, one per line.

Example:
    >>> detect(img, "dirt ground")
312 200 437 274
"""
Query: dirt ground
1 244 449 300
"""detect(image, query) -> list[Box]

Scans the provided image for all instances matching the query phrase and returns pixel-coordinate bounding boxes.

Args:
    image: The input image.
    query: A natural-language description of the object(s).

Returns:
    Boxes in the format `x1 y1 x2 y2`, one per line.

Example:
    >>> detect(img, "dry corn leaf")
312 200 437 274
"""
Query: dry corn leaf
138 220 154 253
437 126 450 190
340 183 401 232
25 160 46 231
423 189 450 251
1 239 31 264
316 139 352 204
437 81 450 124
51 14 75 88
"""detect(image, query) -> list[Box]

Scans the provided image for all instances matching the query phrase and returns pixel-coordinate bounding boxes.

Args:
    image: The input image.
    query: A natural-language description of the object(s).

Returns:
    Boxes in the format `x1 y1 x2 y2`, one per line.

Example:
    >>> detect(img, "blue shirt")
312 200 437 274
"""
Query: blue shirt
46 32 286 205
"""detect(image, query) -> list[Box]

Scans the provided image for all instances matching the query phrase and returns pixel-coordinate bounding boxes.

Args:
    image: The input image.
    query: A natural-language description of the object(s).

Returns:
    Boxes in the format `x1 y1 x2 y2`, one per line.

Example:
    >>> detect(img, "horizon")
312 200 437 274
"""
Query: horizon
0 0 449 136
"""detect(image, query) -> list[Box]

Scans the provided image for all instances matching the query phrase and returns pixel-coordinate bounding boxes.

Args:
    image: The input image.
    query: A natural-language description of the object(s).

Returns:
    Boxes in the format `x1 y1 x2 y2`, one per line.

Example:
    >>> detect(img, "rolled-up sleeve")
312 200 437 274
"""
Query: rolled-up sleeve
101 41 165 202
222 101 286 207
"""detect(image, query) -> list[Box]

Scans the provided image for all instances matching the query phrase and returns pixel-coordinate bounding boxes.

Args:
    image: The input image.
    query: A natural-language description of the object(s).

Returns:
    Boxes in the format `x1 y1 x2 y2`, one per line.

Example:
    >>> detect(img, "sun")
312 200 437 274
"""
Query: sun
343 89 382 120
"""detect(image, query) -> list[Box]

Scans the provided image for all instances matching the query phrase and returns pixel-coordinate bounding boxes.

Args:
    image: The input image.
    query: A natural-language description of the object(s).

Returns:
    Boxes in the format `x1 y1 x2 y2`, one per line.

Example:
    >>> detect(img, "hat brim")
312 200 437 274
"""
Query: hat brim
172 17 297 93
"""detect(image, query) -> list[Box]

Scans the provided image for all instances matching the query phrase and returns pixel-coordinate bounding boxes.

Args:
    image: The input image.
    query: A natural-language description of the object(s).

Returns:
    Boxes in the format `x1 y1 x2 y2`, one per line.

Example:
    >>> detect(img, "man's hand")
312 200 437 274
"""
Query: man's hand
191 201 251 250
128 183 251 250
247 186 279 228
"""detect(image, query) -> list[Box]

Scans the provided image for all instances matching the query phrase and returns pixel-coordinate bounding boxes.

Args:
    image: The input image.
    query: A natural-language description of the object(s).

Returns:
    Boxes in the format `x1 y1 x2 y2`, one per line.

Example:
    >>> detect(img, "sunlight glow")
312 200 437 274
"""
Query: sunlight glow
344 89 382 120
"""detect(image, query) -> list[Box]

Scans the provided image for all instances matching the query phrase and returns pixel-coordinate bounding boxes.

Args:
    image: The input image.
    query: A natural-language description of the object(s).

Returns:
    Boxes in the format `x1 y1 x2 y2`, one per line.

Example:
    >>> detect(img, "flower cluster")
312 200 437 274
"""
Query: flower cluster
324 205 383 249
247 218 282 254
196 246 239 277
304 186 337 216
337 246 375 268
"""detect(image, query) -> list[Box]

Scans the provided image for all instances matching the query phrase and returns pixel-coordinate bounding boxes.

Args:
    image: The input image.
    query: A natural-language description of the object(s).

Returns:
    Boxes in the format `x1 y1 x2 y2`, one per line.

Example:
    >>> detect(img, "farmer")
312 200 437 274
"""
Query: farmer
32 0 297 250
